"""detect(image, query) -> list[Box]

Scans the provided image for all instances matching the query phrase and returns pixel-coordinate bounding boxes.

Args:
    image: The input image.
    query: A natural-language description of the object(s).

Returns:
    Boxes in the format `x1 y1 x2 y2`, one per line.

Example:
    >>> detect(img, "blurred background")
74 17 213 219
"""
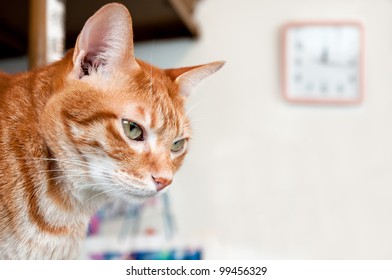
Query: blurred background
2 0 392 259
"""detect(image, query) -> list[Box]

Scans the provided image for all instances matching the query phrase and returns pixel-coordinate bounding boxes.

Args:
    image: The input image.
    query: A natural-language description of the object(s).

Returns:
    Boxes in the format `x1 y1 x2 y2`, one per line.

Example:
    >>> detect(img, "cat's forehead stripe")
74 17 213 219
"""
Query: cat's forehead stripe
62 109 118 127
151 100 182 136
136 106 145 118
122 104 148 126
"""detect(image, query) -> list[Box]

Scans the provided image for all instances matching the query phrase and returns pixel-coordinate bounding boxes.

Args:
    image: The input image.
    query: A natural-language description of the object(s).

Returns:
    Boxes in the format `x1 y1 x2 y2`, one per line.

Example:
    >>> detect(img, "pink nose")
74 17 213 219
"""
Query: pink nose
152 176 172 191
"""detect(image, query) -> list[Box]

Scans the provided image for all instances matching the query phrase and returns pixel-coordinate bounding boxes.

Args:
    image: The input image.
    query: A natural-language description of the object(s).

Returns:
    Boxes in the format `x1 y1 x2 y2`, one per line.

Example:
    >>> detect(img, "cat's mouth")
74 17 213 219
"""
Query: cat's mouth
113 171 157 198
85 169 159 201
124 186 157 198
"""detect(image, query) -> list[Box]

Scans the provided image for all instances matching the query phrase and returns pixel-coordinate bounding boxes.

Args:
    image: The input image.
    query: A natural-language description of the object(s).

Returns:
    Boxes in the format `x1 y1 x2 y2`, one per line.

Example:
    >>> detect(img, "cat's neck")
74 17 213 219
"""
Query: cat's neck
30 50 74 109
0 50 74 116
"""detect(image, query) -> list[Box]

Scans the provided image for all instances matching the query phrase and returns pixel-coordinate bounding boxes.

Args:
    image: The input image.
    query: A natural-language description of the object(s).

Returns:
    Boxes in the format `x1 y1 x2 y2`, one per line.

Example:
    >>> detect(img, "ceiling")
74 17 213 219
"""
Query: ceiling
0 0 199 59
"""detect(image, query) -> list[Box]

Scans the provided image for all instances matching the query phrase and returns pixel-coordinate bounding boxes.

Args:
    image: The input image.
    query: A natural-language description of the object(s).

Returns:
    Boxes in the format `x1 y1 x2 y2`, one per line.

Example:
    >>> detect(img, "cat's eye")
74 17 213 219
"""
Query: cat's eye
171 139 186 153
122 120 144 141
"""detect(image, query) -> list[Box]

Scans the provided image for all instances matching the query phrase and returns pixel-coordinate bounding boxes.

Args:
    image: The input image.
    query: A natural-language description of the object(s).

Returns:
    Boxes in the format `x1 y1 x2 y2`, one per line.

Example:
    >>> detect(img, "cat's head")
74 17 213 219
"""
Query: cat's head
41 3 223 202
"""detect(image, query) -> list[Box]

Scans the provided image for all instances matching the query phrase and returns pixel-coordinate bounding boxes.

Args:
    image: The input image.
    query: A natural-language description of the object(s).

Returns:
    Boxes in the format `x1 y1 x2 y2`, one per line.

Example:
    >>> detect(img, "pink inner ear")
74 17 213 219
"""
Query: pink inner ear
72 3 137 77
165 61 225 98
79 23 112 66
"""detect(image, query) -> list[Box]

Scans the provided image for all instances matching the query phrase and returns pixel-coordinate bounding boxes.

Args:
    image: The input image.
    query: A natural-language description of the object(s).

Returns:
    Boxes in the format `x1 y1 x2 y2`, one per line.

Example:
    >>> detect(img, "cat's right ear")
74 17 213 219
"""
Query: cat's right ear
165 61 225 99
70 3 139 79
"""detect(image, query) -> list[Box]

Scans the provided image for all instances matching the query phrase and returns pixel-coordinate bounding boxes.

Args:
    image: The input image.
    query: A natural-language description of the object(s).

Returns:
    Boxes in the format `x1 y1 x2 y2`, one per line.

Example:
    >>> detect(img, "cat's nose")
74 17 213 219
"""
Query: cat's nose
152 176 172 191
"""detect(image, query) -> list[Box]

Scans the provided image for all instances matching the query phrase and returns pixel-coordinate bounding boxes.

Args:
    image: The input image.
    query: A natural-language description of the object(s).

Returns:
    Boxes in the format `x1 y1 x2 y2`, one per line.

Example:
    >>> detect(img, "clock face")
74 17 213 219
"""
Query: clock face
283 22 364 104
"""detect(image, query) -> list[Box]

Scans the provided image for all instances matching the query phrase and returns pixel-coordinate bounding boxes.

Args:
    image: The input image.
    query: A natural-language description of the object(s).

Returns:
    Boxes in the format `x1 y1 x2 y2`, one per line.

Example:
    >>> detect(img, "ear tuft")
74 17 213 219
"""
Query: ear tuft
165 61 225 98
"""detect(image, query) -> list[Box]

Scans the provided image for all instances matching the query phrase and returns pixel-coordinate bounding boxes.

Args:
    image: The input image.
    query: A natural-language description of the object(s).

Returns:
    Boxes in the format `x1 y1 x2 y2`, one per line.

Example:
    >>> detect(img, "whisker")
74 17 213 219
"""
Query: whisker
16 157 91 168
32 169 88 175
43 173 113 186
184 101 203 119
181 98 208 124
16 157 114 174
57 181 109 197
84 186 124 204
79 154 117 168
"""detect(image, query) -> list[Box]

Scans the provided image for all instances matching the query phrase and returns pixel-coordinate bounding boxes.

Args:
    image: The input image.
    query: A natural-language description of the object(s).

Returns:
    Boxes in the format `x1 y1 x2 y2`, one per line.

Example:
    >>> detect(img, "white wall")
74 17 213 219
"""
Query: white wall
135 0 392 259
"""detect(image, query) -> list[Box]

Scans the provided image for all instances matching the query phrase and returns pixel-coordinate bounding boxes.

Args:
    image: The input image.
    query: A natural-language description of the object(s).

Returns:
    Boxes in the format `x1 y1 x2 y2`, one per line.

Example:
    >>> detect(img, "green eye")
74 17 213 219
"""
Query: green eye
171 139 186 153
122 120 144 141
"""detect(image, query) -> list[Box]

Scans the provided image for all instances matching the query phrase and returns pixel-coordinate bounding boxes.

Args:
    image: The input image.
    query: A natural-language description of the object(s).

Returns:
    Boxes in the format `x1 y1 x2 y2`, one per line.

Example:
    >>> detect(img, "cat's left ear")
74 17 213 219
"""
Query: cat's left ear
70 3 138 79
165 61 225 99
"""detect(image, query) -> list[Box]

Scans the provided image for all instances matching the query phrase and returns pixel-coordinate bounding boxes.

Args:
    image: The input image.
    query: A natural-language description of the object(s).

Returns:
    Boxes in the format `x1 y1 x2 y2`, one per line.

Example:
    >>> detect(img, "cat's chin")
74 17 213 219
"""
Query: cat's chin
119 192 158 204
121 188 158 201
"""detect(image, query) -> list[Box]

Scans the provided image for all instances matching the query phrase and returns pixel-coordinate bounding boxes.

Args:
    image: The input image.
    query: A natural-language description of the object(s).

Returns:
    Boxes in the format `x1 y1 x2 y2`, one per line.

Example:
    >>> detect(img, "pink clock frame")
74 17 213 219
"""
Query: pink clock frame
281 21 365 105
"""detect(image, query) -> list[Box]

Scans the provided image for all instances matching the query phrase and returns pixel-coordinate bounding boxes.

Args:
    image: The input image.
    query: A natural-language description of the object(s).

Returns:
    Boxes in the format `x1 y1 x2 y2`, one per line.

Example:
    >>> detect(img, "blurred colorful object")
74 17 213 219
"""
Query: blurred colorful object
90 248 202 260
84 193 201 260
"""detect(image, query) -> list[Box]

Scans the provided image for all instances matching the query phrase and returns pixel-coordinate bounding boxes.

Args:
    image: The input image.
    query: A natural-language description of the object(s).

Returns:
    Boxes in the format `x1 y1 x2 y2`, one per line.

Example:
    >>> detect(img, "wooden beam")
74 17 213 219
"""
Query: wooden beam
29 0 47 69
168 0 199 38
29 0 65 70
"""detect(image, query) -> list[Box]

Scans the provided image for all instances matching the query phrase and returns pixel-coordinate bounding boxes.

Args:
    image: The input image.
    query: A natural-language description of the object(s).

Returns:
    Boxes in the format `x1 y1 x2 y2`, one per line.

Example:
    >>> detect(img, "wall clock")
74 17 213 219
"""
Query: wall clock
282 21 364 104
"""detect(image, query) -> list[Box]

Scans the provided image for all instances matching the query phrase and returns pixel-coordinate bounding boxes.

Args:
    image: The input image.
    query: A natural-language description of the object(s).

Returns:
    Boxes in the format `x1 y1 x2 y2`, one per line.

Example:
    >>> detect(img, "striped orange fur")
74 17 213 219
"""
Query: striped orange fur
0 3 224 259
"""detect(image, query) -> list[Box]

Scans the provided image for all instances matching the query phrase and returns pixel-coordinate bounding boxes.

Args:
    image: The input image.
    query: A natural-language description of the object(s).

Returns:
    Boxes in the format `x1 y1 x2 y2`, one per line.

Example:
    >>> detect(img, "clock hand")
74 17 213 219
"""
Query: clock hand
320 48 329 64
322 60 356 68
314 51 357 68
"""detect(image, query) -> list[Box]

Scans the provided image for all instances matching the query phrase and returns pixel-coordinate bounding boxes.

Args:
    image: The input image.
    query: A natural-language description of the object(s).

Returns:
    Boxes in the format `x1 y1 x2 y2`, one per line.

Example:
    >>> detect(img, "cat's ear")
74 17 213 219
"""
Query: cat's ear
70 3 138 78
165 61 225 98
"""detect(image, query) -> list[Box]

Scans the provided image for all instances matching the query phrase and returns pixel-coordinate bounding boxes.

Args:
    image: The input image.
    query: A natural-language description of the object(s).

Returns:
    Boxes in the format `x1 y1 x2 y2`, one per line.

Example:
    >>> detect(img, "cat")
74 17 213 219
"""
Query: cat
0 3 224 259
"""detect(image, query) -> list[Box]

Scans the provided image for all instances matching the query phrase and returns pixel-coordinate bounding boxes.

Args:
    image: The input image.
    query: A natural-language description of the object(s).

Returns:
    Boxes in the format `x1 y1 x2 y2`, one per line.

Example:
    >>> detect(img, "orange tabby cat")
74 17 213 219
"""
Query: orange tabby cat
0 3 223 259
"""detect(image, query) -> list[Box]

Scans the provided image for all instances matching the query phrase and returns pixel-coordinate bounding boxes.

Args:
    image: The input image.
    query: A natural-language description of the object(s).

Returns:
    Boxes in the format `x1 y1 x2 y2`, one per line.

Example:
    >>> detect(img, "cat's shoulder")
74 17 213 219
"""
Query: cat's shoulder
0 72 11 94
0 71 26 104
0 71 10 82
0 71 30 90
